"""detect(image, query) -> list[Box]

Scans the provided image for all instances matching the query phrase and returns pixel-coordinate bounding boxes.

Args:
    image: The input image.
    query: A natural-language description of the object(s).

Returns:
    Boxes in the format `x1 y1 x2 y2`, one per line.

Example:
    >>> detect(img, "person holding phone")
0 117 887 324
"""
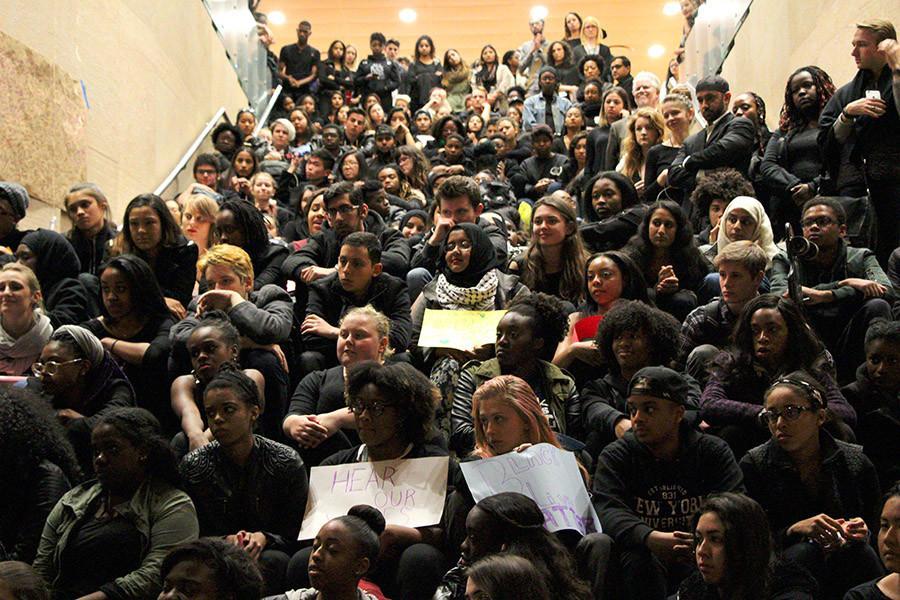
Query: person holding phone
818 19 900 266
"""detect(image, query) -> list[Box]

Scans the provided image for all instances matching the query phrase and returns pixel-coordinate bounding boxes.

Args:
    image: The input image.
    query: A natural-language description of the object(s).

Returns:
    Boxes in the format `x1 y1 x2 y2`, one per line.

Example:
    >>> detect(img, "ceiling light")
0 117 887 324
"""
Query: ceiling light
399 8 417 23
663 2 681 16
648 44 666 58
530 5 549 22
268 10 286 25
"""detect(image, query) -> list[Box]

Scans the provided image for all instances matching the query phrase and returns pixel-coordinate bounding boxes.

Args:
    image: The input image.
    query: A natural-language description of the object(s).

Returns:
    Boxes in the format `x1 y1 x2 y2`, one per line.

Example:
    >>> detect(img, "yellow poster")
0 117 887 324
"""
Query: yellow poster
418 309 506 351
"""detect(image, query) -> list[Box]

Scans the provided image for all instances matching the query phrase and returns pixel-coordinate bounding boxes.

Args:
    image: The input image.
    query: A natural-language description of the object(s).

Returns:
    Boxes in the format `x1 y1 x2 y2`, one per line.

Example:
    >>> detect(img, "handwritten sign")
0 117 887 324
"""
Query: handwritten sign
418 309 506 351
298 456 450 540
460 444 601 536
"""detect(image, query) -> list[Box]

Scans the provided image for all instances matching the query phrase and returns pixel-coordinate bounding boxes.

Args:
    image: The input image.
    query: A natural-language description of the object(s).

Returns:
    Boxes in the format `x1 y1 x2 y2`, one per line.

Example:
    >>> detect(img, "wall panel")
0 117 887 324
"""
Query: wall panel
260 0 684 80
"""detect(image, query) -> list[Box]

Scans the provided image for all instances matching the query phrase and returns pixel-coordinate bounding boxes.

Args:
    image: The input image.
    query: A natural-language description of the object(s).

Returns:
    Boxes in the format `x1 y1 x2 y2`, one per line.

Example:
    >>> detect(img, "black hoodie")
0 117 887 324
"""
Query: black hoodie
592 423 743 548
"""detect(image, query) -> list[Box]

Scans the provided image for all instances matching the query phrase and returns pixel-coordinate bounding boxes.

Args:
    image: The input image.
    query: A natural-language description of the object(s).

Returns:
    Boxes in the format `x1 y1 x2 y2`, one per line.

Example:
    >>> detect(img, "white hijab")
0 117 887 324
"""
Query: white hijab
715 196 781 267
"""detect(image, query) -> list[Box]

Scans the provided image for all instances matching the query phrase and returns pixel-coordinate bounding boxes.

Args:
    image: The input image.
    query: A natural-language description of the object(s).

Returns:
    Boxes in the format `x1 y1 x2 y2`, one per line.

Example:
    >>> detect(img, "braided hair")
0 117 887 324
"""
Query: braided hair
218 199 270 260
778 66 836 134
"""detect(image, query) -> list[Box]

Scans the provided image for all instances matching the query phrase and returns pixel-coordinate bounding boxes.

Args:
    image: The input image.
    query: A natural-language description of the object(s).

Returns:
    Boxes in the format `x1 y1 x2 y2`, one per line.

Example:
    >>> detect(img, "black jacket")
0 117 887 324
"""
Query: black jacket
819 64 900 190
0 460 71 563
354 54 402 109
578 205 647 253
676 559 817 600
66 223 116 276
253 243 290 290
44 277 95 328
668 113 757 196
515 153 571 200
304 271 412 355
179 435 308 552
740 432 881 547
592 424 744 548
581 371 701 455
842 363 900 492
282 212 410 280
410 215 508 275
152 240 200 308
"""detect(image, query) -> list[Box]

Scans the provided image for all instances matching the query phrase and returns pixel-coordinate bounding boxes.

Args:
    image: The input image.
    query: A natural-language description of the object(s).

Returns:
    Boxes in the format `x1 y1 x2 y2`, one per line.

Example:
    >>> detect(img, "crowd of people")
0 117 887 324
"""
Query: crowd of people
0 6 899 600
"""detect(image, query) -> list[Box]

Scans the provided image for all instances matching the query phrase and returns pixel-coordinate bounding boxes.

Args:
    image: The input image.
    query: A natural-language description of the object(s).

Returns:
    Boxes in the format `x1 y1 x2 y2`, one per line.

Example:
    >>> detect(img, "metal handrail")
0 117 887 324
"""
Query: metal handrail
154 106 227 196
254 84 282 135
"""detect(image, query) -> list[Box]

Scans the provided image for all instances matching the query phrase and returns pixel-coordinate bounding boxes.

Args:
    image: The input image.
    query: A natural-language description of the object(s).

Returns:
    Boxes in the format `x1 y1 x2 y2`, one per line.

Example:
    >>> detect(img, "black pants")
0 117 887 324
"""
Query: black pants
783 540 884 600
868 179 900 268
808 298 892 385
242 348 290 442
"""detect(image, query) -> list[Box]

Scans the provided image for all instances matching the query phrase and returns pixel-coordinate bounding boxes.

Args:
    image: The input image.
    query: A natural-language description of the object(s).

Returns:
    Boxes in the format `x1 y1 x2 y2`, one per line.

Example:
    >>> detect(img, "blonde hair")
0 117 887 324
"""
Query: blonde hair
339 305 394 359
661 93 694 142
182 194 219 248
620 107 665 180
856 19 896 43
198 243 254 284
581 16 602 44
713 240 768 275
0 263 43 310
249 171 276 188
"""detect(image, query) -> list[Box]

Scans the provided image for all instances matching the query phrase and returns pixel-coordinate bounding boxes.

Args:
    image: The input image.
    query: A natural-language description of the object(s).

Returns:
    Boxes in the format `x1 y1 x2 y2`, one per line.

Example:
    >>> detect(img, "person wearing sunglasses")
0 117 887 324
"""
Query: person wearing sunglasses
27 325 134 475
284 361 453 599
741 371 884 600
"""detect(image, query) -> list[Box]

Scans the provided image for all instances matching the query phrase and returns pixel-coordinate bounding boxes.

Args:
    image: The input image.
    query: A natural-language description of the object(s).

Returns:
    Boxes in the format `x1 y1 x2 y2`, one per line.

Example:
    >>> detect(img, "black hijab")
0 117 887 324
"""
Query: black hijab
21 229 82 293
438 222 496 287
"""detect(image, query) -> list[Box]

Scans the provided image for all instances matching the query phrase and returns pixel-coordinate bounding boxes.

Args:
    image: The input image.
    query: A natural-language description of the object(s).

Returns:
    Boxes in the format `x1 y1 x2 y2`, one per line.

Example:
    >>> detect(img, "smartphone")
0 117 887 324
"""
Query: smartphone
866 90 882 100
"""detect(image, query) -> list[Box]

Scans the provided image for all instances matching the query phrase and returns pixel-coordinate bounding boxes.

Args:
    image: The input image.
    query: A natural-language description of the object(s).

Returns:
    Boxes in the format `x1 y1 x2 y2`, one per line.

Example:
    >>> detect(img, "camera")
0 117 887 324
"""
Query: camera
785 224 818 259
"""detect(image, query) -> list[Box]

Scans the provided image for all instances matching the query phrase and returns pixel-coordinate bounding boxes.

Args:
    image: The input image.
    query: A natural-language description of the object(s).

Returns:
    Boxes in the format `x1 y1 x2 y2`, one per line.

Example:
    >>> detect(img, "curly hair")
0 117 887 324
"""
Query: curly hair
624 200 708 289
160 538 263 600
778 66 836 134
505 292 570 361
521 196 588 304
217 199 270 260
345 361 438 445
0 387 82 488
595 300 681 376
96 407 180 487
476 493 592 600
689 168 754 231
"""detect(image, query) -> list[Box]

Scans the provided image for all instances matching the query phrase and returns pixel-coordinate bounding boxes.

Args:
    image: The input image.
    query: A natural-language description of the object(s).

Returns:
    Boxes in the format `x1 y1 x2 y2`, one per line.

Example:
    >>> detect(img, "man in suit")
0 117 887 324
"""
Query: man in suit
667 75 757 201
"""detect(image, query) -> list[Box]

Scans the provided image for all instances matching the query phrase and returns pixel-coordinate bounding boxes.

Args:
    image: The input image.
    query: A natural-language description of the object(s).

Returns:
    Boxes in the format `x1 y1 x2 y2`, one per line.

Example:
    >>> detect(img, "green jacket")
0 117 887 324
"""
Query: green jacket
33 477 199 599
450 358 582 455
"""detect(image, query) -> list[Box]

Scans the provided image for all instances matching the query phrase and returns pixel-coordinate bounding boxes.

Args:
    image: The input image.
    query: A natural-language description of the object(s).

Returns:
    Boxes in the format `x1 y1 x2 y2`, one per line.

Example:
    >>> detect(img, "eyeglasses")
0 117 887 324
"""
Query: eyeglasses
801 216 835 229
349 399 395 417
32 358 83 377
445 240 472 252
758 404 816 425
327 205 357 218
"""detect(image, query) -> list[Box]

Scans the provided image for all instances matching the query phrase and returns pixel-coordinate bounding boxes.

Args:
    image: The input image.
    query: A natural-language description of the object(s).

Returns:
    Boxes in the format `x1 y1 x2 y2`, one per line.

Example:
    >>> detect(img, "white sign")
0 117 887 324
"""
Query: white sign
298 456 450 540
460 444 601 536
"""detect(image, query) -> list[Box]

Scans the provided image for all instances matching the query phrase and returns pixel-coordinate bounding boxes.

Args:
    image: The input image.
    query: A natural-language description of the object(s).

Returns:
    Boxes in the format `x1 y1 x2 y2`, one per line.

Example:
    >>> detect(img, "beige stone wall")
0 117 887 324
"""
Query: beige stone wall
0 0 251 222
719 0 898 129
